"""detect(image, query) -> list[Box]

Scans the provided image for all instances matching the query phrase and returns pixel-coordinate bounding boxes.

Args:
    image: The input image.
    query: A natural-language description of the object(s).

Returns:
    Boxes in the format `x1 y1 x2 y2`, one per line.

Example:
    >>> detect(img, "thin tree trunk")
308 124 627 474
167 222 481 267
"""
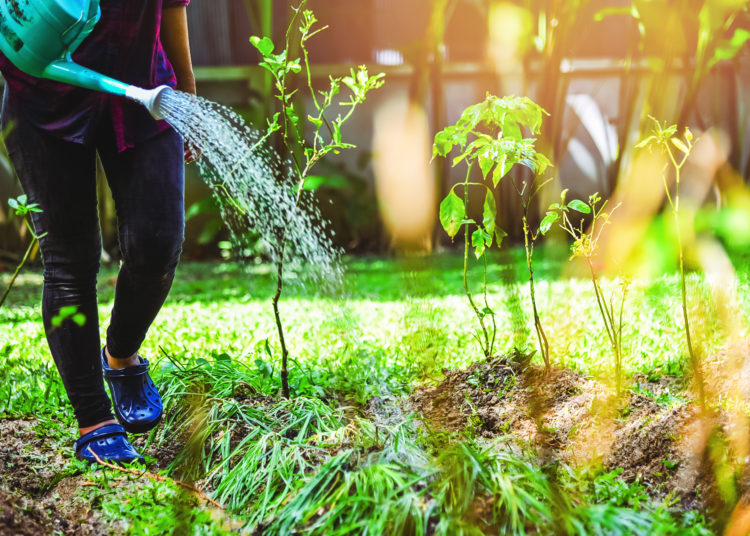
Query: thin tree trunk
272 259 290 399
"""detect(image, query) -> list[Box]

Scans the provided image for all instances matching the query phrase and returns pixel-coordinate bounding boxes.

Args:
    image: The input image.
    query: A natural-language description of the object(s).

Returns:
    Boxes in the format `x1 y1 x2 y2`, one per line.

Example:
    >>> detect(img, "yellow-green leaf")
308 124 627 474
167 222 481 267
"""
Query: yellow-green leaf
439 190 466 239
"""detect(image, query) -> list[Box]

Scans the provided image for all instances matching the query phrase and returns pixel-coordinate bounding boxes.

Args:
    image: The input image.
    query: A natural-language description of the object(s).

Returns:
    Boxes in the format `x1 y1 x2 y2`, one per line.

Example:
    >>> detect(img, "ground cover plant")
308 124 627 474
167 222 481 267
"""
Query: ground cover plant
3 246 750 534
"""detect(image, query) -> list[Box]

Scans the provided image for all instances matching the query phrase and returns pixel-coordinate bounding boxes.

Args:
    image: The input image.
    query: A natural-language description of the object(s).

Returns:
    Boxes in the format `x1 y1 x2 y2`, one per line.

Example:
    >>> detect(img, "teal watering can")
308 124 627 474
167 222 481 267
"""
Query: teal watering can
0 0 170 118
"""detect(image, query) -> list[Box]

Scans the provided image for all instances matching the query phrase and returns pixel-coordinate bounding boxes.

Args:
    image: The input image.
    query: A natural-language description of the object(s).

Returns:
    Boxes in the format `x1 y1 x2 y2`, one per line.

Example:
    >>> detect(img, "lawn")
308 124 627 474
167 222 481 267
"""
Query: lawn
2 248 749 535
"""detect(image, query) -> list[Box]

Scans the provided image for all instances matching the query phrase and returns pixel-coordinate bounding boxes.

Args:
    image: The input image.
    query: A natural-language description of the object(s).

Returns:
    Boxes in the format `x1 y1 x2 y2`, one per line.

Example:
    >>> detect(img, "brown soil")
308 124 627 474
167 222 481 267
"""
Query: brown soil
0 488 50 536
0 419 113 535
408 355 736 509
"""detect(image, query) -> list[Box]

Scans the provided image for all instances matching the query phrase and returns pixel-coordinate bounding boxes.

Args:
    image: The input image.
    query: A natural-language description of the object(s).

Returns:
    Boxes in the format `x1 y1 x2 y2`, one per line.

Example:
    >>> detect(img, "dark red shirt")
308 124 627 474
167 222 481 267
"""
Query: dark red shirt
0 0 190 152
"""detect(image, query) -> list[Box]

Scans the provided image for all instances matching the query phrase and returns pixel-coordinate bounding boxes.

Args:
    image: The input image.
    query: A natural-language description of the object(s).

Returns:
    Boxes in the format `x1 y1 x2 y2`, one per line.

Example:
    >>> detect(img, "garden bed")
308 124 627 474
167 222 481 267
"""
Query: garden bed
2 257 748 534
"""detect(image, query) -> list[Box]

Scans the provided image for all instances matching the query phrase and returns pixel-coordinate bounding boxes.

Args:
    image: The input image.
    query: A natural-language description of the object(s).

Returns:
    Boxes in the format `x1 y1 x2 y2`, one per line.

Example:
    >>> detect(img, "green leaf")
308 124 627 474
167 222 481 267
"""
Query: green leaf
534 153 552 176
635 136 655 149
186 196 220 220
439 190 466 239
670 138 689 154
483 190 497 240
308 115 323 129
286 107 299 125
18 194 27 205
249 36 275 57
478 154 494 178
495 227 508 247
710 29 750 69
559 188 569 205
8 198 18 210
302 174 349 191
51 305 82 328
539 211 559 235
197 219 223 245
567 199 591 214
433 126 467 159
332 122 343 145
471 228 491 259
492 154 508 186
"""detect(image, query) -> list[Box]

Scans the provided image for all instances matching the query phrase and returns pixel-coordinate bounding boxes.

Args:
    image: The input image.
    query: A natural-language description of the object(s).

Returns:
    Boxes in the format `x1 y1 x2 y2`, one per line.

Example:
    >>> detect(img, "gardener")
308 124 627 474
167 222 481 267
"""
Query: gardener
0 0 196 464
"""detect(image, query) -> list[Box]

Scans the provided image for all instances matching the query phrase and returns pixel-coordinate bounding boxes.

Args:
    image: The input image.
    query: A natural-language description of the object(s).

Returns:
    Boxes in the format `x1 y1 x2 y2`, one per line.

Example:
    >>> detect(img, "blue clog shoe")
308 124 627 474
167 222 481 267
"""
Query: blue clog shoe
102 348 163 434
75 424 144 464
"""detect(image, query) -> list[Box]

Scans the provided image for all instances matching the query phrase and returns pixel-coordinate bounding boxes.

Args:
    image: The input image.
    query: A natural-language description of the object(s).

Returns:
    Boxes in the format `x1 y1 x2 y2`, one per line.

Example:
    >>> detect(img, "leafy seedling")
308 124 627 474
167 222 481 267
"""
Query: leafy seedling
0 195 45 309
433 94 551 365
249 2 384 398
636 116 705 409
543 190 628 394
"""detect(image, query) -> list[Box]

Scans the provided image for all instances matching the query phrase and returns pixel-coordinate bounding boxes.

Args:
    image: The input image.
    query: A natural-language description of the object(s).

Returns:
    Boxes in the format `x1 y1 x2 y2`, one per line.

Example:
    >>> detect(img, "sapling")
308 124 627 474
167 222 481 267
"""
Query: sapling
513 173 553 370
251 3 384 398
636 117 705 408
432 94 551 364
0 195 44 309
542 191 628 394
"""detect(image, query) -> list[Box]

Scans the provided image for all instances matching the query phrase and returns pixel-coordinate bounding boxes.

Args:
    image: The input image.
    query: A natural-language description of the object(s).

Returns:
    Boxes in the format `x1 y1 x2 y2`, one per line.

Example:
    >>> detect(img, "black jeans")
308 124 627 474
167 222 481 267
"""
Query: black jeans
2 90 184 429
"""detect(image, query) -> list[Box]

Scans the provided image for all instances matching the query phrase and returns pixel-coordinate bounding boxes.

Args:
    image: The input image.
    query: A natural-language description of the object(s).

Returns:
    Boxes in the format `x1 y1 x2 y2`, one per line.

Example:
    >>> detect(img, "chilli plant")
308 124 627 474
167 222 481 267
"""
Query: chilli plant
636 117 705 408
250 2 384 398
433 94 551 366
542 191 629 394
0 195 44 309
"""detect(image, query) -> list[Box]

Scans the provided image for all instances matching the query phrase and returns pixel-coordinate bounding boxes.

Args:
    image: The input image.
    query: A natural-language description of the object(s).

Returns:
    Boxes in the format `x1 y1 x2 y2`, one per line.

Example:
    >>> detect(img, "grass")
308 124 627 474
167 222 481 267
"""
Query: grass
2 245 749 534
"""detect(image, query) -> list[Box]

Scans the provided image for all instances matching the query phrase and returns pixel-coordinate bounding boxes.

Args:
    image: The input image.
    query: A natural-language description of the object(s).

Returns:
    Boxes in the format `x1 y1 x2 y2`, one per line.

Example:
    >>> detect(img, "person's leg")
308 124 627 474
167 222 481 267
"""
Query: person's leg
1 92 115 433
97 127 185 361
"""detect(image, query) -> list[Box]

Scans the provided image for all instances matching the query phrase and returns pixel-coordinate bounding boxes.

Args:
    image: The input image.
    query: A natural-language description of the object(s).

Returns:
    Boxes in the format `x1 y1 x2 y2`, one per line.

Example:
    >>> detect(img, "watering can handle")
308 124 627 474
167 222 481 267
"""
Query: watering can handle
65 0 102 58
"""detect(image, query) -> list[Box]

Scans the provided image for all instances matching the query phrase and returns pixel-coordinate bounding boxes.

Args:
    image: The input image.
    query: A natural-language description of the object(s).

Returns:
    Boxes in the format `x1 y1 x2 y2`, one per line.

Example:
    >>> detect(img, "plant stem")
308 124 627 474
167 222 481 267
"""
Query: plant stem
483 253 497 356
462 179 491 357
669 150 706 409
675 211 705 408
523 215 549 370
272 258 290 399
587 259 621 394
0 237 36 309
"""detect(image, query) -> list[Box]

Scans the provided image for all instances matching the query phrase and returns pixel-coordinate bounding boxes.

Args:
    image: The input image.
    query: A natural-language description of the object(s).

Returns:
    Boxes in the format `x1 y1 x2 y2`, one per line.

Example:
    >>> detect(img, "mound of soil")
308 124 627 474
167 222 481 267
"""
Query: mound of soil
408 356 720 506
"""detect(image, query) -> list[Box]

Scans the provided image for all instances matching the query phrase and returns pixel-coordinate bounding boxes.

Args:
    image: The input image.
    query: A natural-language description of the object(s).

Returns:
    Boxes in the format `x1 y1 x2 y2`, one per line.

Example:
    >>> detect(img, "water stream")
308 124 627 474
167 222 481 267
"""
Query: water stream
157 90 341 284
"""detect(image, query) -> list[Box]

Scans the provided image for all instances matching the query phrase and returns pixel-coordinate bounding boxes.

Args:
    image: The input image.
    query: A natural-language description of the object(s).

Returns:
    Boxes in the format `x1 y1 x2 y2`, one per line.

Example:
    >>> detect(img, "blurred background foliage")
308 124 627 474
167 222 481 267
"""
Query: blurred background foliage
0 0 748 264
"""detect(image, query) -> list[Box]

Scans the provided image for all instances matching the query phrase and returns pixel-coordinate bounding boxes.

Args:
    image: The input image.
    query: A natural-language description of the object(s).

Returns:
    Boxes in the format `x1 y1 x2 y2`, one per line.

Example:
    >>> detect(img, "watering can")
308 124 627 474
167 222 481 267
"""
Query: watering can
0 0 171 118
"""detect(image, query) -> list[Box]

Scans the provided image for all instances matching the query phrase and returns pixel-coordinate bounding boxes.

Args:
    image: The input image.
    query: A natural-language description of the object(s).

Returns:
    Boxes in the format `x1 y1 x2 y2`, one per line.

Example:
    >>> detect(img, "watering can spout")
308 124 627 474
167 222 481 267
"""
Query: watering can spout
125 85 173 120
42 60 172 120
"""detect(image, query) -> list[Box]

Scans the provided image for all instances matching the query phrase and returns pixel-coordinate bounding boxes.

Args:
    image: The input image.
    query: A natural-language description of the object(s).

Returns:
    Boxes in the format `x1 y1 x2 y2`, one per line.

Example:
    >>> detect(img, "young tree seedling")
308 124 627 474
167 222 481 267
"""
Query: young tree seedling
251 3 384 398
433 94 551 366
0 195 45 309
542 191 629 394
636 117 705 408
